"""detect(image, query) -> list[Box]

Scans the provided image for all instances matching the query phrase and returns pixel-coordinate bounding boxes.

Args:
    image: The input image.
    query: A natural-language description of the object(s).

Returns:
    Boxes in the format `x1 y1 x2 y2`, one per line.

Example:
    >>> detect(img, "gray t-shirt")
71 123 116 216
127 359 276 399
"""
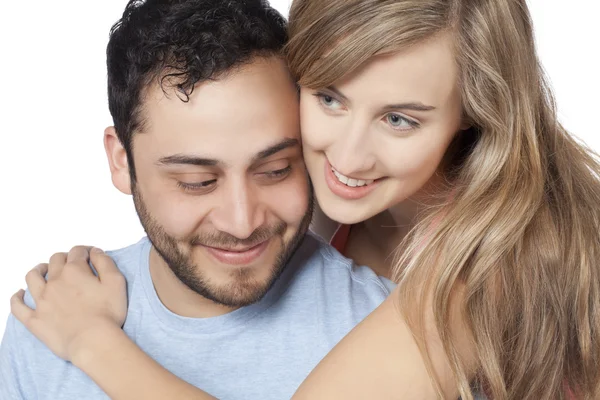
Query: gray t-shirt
1 233 394 399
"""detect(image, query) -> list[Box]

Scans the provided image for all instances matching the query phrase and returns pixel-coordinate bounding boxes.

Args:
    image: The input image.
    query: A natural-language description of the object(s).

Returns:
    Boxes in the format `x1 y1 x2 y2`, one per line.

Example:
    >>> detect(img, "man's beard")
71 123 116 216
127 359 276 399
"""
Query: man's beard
132 185 312 308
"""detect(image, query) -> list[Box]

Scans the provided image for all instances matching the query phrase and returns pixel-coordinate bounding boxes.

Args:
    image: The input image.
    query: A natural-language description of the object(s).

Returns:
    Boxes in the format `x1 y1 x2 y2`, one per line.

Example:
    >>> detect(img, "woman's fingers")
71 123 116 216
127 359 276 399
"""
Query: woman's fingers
47 252 67 281
24 263 48 300
90 248 122 284
10 289 37 333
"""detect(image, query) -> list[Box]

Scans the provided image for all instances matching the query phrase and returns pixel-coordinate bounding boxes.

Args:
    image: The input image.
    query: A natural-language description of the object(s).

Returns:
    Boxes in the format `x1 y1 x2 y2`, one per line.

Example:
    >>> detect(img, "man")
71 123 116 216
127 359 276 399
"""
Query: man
0 0 393 399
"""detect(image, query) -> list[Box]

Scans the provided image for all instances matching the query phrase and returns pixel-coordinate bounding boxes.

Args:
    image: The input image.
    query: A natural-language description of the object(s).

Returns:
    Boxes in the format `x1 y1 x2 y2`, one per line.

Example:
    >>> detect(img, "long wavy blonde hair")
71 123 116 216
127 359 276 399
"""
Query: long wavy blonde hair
286 0 600 398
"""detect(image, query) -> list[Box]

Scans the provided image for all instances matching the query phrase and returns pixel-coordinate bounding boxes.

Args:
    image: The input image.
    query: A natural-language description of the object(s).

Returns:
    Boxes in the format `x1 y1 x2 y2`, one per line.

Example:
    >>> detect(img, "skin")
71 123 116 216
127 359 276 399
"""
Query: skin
302 34 467 277
107 55 311 318
11 36 474 399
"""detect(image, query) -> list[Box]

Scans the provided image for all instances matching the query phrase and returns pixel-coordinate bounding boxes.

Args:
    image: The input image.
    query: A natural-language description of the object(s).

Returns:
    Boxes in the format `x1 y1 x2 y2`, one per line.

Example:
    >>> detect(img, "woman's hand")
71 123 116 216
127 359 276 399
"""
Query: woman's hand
10 246 127 363
9 247 214 400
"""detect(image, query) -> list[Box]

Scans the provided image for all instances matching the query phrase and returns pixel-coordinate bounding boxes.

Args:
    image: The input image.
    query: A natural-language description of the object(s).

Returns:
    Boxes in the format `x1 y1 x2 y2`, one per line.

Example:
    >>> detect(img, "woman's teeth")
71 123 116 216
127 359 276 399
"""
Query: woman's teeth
332 168 374 187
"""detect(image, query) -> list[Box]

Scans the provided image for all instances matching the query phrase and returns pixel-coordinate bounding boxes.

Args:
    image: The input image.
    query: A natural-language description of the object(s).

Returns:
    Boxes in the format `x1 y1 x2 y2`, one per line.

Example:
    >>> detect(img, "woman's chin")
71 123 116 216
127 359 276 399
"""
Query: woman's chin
317 197 380 226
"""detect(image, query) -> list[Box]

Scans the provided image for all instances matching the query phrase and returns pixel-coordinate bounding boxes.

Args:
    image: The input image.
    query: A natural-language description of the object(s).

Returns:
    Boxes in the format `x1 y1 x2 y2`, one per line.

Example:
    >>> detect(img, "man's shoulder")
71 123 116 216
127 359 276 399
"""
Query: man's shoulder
1 313 105 399
292 232 396 298
281 233 396 348
1 313 86 398
0 238 151 399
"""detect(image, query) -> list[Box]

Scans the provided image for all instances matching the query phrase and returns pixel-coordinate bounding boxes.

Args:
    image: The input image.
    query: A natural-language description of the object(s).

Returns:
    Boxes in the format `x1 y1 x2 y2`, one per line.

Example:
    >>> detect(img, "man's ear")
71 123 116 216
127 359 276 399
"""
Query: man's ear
104 126 132 195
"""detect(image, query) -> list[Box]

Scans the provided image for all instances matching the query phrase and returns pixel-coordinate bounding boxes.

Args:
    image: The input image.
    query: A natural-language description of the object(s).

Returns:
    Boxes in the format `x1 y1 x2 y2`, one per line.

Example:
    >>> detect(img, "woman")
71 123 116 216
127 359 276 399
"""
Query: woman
11 0 600 398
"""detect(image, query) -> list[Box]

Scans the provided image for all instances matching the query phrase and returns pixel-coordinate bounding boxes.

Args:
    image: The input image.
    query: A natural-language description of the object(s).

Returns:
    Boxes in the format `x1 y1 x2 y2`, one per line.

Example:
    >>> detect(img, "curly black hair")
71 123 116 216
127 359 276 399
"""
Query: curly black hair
106 0 288 179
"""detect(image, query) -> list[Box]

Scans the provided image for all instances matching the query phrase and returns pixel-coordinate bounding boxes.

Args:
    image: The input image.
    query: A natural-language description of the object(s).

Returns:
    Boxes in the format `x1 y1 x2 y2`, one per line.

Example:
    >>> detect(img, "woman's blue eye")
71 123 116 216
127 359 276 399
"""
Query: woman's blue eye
386 113 417 130
322 96 335 105
315 93 343 110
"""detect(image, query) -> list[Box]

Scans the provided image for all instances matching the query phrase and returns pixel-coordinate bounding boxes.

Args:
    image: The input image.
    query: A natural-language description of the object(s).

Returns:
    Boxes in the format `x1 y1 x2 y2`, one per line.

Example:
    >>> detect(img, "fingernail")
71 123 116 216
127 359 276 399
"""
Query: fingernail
91 247 104 254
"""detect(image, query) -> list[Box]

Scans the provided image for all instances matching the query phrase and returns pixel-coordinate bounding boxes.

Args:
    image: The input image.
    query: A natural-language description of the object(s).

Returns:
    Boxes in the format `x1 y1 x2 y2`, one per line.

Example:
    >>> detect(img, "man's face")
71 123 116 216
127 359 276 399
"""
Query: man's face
124 57 311 307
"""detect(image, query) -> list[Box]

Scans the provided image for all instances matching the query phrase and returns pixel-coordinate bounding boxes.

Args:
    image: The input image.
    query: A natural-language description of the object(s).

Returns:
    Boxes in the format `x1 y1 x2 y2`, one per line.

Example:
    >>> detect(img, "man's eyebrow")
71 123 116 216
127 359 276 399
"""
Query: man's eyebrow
251 138 300 163
156 155 221 167
155 139 299 167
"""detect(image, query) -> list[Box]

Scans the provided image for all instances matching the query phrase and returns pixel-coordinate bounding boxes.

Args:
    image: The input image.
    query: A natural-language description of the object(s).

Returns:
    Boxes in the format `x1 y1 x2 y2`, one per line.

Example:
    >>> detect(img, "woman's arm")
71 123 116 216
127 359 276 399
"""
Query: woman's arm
292 285 477 399
71 324 216 400
12 247 474 400
293 293 442 399
11 247 216 400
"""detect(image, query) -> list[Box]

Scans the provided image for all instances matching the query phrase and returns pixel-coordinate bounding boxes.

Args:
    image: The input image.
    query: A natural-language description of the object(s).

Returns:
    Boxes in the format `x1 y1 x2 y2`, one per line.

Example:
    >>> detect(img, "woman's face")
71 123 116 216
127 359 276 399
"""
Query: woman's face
300 34 466 224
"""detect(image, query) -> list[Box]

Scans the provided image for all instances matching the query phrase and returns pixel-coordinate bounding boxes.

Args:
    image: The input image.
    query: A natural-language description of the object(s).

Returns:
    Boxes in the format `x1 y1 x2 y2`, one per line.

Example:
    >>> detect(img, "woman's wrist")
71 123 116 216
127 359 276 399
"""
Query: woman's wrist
70 323 129 371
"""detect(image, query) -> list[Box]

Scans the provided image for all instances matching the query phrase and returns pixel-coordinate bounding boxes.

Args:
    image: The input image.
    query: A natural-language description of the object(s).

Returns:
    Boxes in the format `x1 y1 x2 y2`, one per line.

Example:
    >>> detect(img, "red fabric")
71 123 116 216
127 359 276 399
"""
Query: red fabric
330 224 351 255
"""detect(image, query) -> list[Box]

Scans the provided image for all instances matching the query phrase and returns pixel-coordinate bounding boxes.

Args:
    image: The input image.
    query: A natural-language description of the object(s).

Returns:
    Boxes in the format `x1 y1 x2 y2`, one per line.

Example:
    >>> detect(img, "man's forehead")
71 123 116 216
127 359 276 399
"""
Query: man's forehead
131 56 300 167
142 56 294 102
138 68 298 130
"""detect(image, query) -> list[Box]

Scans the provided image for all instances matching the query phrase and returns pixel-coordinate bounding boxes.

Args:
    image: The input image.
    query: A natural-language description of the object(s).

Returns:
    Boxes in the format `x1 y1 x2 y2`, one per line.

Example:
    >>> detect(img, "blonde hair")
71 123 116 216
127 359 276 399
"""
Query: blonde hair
287 1 600 399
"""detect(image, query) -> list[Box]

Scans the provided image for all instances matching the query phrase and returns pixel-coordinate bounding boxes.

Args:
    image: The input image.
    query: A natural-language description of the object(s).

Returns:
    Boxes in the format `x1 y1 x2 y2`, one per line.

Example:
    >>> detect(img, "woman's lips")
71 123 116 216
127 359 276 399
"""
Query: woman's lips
323 159 381 200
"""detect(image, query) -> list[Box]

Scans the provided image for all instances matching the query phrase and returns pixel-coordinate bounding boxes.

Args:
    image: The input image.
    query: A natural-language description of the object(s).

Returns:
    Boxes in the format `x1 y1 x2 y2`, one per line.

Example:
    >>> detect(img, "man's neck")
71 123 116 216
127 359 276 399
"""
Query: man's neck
148 247 238 318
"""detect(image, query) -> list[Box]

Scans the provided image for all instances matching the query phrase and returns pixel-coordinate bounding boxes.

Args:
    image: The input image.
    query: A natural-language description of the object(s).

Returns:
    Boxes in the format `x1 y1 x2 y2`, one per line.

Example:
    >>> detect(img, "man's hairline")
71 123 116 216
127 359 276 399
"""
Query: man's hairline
128 52 293 141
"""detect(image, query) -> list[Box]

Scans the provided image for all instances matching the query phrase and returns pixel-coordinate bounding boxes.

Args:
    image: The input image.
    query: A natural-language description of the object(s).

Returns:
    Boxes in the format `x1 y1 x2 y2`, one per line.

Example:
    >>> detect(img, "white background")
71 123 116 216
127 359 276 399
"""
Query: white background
1 1 598 330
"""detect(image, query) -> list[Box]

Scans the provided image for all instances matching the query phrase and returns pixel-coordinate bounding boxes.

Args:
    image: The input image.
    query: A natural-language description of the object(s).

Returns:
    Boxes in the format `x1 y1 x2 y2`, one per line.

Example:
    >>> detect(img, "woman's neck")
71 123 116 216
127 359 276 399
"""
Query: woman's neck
345 201 418 280
345 180 445 280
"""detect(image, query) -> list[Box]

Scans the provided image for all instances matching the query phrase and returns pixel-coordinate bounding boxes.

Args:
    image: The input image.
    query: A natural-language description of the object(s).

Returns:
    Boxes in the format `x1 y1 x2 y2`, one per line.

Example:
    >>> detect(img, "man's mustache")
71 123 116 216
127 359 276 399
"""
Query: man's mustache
190 222 286 249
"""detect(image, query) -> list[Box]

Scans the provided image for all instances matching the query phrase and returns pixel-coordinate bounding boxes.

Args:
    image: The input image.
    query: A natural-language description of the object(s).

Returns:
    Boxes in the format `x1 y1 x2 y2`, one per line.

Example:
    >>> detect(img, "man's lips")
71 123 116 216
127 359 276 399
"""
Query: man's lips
207 243 263 252
203 240 270 266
